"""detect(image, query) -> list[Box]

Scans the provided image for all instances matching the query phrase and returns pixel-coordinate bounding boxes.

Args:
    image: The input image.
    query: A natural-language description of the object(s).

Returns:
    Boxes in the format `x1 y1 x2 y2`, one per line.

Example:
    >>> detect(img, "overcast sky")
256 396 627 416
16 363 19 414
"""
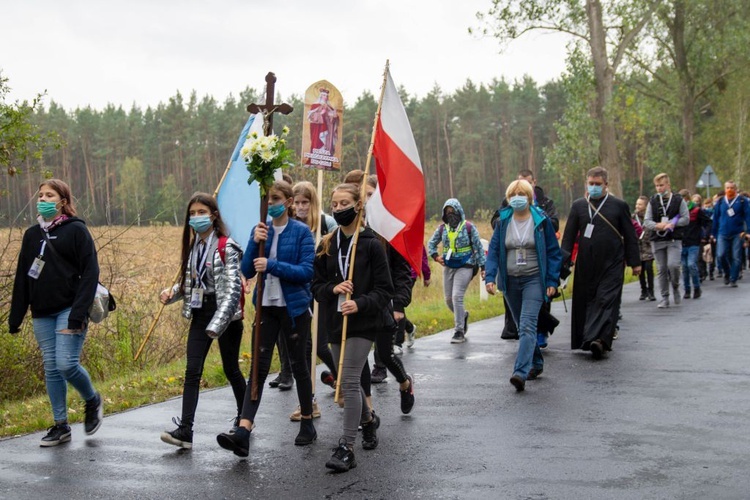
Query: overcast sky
2 0 571 111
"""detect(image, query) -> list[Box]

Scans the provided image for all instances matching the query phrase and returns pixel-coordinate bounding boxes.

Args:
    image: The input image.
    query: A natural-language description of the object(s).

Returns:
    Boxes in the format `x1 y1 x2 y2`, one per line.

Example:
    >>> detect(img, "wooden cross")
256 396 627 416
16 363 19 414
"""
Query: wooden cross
247 72 294 136
246 72 293 401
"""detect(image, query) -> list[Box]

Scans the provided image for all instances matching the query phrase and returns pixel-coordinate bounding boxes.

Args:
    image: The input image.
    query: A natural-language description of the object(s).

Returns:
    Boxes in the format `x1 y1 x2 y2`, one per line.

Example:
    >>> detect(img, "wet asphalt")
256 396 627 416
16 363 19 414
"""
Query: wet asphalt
1 278 749 499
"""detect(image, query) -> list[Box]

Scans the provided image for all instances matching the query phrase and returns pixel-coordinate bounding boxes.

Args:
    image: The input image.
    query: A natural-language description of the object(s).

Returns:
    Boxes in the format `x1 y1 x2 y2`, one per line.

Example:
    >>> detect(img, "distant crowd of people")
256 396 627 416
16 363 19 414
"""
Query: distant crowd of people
8 168 749 473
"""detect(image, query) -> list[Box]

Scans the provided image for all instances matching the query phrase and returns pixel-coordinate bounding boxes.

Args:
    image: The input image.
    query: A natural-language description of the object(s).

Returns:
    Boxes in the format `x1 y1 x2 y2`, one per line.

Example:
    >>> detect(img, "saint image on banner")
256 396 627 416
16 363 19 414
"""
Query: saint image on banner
302 80 343 170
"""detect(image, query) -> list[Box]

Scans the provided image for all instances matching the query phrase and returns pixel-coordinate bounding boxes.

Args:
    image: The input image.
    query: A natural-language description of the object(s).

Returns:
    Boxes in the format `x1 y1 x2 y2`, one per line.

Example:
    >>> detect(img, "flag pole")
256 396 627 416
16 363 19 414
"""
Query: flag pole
213 158 233 198
334 60 390 405
309 169 325 393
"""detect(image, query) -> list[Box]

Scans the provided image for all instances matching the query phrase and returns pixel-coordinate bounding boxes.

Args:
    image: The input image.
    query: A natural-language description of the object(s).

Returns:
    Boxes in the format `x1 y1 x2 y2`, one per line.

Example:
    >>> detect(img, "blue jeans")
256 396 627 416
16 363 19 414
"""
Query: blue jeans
504 274 544 379
33 308 97 423
681 245 701 291
716 233 743 282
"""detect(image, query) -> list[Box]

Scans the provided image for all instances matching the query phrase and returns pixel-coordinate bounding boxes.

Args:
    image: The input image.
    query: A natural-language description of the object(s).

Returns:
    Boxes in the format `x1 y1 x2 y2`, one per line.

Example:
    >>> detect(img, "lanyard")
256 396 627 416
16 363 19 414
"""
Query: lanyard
337 229 354 279
193 232 214 288
38 239 48 258
587 193 609 222
447 220 466 253
511 216 532 248
725 195 738 210
658 192 672 217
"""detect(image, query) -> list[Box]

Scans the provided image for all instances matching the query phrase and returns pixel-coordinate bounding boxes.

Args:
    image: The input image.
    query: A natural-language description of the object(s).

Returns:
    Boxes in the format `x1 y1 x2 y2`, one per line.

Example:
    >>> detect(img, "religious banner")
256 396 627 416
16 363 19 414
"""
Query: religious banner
301 80 343 170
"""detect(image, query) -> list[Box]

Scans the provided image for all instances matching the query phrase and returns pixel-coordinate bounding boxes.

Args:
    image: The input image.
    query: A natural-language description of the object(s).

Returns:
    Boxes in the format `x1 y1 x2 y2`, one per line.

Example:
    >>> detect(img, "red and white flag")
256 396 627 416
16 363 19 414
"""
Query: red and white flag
369 68 425 274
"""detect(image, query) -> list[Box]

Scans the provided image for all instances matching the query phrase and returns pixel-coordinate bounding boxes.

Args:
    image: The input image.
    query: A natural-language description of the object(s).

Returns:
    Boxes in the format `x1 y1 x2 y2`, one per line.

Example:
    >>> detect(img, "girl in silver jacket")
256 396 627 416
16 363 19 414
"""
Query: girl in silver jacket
158 192 246 450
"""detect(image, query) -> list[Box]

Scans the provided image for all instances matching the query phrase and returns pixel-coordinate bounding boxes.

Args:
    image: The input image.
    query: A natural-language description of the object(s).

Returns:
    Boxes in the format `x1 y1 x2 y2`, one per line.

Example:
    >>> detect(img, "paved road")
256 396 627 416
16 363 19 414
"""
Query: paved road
2 279 749 499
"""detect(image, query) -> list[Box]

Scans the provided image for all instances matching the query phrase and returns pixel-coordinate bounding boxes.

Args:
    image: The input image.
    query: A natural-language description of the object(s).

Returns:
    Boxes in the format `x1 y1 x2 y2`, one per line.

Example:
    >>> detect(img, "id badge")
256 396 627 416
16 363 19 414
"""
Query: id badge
190 288 204 309
445 249 453 261
337 294 346 312
584 223 594 239
266 277 281 300
661 216 669 224
27 257 45 279
728 208 735 217
516 248 527 266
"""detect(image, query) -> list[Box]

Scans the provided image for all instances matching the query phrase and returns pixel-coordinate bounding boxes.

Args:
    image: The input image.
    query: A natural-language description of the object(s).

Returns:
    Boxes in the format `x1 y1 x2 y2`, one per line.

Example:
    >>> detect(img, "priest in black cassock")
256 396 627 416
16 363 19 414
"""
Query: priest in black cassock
561 167 641 359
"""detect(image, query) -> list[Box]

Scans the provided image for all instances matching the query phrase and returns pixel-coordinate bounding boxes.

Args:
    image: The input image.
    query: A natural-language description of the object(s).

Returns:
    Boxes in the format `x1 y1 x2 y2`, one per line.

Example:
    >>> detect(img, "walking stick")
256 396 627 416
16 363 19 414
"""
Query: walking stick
134 268 182 361
309 170 324 393
334 61 390 405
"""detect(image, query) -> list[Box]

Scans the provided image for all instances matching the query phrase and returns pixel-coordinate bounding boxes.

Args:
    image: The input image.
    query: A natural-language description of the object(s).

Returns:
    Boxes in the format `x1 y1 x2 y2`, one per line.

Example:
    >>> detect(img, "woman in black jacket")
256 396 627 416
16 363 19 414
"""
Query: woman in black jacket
9 179 103 447
312 183 394 473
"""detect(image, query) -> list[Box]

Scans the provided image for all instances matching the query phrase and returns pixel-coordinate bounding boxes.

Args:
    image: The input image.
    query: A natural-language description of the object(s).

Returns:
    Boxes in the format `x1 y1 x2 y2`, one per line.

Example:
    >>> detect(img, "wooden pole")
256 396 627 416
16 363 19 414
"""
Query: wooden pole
249 72 292 401
251 194 268 401
134 268 182 361
309 169 325 393
334 60 390 404
213 158 234 198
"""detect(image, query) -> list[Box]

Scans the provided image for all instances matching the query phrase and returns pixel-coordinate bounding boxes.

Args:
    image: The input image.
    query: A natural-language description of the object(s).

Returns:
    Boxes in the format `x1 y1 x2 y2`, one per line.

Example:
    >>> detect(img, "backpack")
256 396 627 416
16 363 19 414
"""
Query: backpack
217 236 245 319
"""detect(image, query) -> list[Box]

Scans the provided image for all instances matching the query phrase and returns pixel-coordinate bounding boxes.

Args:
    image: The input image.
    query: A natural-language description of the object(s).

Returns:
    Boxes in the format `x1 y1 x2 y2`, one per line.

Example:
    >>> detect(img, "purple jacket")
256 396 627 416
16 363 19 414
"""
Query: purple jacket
409 246 431 281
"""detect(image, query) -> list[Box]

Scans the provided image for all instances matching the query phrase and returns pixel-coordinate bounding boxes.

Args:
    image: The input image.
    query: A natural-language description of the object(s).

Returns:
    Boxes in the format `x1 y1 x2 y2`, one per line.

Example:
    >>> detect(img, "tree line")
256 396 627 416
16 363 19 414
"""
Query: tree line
2 0 749 227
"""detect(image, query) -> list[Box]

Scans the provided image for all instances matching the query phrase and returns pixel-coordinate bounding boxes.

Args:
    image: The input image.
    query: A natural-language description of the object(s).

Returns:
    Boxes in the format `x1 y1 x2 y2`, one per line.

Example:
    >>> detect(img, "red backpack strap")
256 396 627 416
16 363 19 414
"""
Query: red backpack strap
218 235 228 263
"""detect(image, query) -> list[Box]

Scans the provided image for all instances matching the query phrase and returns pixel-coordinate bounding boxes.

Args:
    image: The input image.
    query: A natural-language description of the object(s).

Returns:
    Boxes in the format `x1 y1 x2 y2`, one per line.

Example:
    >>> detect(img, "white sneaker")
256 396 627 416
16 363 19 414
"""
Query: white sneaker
406 325 417 348
393 345 403 356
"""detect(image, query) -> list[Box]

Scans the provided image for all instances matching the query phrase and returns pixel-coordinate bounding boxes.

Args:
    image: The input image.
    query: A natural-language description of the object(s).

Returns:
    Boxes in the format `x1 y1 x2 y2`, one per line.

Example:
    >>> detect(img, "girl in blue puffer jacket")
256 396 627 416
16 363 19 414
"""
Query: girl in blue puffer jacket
217 180 317 458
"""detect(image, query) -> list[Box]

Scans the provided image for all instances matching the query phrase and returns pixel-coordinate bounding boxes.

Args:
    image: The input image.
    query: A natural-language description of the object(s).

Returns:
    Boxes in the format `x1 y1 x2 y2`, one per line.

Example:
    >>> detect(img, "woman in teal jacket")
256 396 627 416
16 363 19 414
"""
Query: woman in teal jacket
485 180 562 392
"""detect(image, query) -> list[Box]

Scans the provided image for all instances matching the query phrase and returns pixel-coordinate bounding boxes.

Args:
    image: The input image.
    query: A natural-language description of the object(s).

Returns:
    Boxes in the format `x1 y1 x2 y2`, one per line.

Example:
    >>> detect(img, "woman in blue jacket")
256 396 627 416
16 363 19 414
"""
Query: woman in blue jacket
217 180 316 457
485 180 562 392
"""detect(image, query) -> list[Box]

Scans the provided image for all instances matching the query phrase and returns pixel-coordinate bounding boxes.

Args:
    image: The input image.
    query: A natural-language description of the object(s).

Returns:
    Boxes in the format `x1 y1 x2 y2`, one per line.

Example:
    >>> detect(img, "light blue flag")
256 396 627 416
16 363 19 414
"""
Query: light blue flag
217 113 263 252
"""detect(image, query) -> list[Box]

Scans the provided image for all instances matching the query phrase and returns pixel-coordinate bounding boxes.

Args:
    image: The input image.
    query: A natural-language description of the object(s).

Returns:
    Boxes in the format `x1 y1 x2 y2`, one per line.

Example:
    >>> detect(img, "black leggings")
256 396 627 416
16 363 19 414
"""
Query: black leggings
639 259 654 293
367 310 408 386
181 302 245 426
241 307 313 422
306 304 337 380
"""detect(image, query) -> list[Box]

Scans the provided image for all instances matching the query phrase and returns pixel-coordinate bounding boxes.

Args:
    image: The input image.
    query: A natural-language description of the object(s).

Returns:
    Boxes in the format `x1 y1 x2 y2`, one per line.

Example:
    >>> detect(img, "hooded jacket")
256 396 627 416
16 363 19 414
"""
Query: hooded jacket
10 217 99 332
427 199 486 269
485 206 562 301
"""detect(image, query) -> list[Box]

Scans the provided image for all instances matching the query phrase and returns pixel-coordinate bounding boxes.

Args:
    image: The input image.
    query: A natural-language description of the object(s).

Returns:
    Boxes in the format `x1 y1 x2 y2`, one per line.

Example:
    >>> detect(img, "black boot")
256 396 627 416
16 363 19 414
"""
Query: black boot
295 418 317 446
361 412 379 450
639 290 648 300
217 426 251 457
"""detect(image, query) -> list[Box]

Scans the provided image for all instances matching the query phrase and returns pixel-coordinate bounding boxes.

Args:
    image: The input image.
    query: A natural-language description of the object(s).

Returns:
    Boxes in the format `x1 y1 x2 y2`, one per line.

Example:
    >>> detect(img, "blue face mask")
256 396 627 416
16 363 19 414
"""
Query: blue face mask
189 215 213 234
268 203 287 219
509 195 529 211
588 185 604 199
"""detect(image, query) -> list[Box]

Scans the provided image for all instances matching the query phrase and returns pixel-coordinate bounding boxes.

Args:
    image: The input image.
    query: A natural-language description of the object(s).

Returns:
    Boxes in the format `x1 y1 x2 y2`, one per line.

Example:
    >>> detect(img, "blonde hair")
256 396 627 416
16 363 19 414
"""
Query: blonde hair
654 173 670 184
293 181 321 233
505 179 534 205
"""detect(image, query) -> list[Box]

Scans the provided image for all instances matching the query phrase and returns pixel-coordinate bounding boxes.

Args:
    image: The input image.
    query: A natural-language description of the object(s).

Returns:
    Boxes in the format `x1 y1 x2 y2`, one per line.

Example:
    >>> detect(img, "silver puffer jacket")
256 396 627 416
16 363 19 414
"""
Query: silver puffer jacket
167 236 243 337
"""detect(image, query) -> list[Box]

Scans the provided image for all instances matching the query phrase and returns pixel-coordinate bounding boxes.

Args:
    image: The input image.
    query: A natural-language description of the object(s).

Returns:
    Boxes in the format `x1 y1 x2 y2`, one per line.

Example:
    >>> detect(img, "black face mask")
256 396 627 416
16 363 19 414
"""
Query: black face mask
443 212 461 228
333 206 358 227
